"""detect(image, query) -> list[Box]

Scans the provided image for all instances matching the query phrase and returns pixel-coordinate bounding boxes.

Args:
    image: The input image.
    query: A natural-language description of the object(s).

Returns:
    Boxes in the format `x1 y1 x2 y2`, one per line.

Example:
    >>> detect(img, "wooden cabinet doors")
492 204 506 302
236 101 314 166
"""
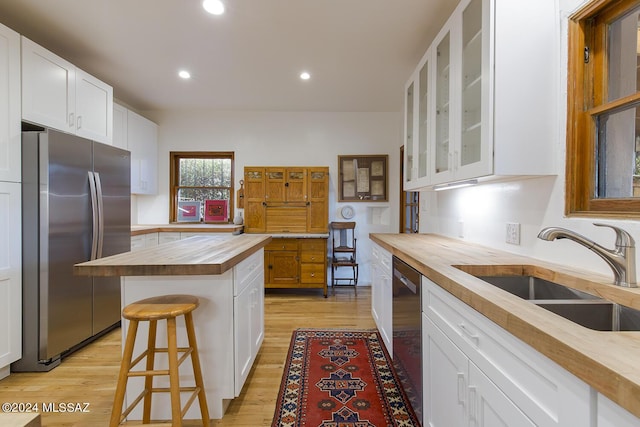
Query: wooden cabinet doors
265 168 307 203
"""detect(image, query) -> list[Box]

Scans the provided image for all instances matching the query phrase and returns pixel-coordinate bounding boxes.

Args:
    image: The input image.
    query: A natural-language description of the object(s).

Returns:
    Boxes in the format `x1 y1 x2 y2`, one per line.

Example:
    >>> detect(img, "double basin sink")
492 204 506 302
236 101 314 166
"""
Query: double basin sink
456 266 640 332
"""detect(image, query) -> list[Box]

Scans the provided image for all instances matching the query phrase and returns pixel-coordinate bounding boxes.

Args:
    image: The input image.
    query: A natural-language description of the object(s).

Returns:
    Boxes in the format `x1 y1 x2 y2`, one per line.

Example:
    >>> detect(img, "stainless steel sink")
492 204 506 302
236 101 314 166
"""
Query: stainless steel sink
476 275 600 301
535 301 640 331
454 265 640 331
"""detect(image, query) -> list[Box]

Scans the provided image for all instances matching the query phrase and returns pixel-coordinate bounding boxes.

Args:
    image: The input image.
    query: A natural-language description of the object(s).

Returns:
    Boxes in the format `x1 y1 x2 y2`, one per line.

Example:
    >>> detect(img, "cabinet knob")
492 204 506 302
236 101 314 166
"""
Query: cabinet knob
311 256 315 260
311 273 315 277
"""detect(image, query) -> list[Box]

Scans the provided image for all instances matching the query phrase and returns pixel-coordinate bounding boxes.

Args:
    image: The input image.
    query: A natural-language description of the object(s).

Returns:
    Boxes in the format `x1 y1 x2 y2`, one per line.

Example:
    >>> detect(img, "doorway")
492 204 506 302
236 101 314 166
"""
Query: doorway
400 146 419 233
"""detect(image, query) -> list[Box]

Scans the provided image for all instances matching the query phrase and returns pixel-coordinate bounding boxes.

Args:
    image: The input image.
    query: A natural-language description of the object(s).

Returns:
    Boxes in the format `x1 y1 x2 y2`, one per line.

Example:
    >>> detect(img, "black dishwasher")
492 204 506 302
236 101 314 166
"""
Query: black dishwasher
392 256 422 424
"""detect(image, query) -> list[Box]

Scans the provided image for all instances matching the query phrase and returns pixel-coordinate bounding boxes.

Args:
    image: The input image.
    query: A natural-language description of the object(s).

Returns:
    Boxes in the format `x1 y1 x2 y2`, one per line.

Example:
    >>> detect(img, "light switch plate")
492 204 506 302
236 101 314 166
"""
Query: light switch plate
506 223 520 245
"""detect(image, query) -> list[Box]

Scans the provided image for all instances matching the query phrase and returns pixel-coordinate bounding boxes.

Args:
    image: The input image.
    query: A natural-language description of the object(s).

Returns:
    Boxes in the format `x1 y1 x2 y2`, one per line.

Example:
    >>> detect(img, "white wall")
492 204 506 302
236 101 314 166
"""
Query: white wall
421 0 640 280
134 110 402 285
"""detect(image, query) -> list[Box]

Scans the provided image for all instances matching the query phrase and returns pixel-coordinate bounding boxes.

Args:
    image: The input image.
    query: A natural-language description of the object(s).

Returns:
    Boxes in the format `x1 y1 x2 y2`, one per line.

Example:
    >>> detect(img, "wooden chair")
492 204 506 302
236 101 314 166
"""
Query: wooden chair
110 294 210 427
330 221 359 294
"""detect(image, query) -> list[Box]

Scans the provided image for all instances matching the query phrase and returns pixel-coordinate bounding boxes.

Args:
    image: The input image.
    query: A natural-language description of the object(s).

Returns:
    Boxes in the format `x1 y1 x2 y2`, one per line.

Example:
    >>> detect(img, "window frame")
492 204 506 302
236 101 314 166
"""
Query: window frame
169 151 235 223
566 0 640 218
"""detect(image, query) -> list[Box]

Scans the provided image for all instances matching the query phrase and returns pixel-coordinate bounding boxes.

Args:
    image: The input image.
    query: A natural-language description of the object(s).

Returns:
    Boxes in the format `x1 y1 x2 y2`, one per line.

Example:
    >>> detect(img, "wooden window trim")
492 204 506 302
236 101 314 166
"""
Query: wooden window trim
169 151 235 223
566 0 640 218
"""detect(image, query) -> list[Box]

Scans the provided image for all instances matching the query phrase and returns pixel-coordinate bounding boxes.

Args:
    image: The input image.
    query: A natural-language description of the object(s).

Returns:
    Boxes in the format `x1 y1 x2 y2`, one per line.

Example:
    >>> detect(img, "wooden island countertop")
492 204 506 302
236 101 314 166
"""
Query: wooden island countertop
74 234 271 277
371 233 640 419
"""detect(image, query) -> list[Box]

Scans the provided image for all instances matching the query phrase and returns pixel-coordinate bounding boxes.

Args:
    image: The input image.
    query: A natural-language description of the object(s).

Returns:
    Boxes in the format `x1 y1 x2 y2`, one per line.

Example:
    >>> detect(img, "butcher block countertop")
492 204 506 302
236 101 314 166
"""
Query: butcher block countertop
75 234 271 276
371 233 640 419
131 223 243 235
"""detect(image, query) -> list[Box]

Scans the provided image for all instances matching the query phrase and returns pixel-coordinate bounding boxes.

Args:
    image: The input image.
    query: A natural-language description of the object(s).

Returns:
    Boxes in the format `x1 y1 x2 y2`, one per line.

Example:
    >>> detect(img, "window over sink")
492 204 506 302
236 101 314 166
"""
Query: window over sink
566 0 640 217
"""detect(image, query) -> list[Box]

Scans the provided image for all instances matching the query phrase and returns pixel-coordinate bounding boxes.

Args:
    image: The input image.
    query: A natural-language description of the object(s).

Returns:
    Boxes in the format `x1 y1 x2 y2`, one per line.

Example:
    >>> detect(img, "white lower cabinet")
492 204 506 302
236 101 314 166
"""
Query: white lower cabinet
371 242 392 353
120 248 265 420
422 276 591 427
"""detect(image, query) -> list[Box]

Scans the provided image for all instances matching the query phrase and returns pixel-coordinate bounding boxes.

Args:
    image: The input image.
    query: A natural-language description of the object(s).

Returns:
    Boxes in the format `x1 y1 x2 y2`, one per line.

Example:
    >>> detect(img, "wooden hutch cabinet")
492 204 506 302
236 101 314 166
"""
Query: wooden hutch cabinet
244 166 329 297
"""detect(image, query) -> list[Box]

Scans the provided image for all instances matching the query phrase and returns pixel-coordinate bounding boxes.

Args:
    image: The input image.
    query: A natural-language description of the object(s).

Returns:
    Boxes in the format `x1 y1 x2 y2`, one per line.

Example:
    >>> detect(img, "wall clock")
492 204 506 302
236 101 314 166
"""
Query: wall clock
341 205 355 219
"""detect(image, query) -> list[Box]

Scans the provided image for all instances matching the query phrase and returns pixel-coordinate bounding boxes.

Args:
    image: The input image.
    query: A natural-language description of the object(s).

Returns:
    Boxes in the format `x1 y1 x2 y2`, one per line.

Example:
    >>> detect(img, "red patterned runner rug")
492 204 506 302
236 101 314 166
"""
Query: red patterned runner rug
271 329 420 427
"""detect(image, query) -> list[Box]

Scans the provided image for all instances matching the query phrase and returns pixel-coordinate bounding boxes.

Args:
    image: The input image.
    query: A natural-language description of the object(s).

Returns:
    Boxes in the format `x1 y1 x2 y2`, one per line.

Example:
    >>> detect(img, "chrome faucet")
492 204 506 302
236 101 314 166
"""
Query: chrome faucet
537 223 637 288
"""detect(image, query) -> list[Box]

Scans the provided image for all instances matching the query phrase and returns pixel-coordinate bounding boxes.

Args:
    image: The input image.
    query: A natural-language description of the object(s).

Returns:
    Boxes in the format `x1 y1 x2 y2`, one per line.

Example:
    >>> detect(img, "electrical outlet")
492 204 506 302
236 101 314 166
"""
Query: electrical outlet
458 220 464 238
506 223 520 245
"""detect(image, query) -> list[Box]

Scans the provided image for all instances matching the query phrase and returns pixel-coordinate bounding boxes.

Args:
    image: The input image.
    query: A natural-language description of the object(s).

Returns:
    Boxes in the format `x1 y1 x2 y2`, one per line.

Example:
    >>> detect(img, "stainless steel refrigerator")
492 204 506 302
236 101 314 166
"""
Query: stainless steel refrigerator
12 128 131 372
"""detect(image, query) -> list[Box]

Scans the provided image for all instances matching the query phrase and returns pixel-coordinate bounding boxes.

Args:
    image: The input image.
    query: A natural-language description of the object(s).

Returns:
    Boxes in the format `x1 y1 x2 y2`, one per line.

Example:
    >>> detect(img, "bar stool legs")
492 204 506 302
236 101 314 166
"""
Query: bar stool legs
110 295 210 427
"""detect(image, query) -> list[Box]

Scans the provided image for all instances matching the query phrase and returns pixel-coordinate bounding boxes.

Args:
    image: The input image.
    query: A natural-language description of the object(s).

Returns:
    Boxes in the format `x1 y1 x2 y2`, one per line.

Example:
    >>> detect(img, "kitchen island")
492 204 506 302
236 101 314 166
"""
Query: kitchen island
75 233 271 421
371 233 640 426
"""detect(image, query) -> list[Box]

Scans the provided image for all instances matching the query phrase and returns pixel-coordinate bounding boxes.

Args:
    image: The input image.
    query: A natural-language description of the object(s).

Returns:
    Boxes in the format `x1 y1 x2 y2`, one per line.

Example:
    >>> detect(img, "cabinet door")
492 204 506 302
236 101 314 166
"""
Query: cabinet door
0 182 21 370
250 274 264 358
307 167 328 233
128 110 158 194
75 68 113 144
404 78 416 186
468 362 535 427
0 24 20 184
112 103 128 149
423 314 468 427
21 36 76 133
265 168 285 203
244 168 266 232
266 250 298 285
456 0 491 180
432 28 454 185
285 168 307 202
416 53 431 183
233 278 252 396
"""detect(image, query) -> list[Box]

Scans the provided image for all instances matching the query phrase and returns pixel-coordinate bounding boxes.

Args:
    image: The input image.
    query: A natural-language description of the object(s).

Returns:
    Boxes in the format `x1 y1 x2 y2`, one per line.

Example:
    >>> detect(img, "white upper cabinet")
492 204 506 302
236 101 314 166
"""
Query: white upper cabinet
404 0 556 190
21 36 113 144
112 102 128 150
127 109 158 195
0 23 20 184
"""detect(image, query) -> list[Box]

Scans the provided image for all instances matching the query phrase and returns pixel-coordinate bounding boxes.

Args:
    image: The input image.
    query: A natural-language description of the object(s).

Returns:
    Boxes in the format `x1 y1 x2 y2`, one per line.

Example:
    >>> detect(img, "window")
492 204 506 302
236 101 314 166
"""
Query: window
169 152 234 223
566 0 640 217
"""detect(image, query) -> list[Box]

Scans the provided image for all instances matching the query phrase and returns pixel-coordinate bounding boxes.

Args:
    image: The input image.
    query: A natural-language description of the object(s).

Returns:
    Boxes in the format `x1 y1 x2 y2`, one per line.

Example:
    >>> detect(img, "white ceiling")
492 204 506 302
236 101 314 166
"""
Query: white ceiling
0 0 459 113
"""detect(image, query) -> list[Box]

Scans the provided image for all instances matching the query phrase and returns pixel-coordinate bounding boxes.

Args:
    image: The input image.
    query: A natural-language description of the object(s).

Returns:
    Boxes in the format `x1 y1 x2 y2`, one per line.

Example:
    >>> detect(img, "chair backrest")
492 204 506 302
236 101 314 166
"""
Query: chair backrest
330 221 356 261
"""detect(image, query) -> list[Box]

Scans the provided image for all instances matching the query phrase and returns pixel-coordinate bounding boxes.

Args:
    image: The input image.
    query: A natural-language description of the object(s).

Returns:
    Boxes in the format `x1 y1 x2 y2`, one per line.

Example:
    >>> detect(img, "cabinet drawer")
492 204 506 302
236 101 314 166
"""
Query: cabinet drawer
235 249 264 296
299 238 326 251
372 243 392 274
265 238 298 251
300 263 325 283
300 250 324 263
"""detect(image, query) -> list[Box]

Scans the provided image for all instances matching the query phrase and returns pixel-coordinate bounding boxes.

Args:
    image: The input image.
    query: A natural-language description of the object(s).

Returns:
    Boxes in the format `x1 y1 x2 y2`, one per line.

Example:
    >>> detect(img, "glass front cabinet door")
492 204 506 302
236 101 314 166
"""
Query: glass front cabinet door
404 46 432 191
431 0 490 186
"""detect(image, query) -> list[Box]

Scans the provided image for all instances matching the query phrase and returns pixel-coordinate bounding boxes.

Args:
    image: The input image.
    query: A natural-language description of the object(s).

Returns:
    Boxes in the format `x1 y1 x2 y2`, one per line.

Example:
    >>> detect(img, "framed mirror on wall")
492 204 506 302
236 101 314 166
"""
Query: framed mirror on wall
338 155 388 202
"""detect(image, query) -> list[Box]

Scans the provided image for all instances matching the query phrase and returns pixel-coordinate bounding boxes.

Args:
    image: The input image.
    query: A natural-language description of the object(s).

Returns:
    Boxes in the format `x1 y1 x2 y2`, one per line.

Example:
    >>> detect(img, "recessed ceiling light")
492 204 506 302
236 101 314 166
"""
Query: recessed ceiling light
178 70 191 79
300 72 311 80
203 0 225 15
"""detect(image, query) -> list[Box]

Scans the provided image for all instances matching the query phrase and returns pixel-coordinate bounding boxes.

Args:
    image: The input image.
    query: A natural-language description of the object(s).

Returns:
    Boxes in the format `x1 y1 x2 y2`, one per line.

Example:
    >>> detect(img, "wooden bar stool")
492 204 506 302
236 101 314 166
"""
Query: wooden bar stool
110 294 210 427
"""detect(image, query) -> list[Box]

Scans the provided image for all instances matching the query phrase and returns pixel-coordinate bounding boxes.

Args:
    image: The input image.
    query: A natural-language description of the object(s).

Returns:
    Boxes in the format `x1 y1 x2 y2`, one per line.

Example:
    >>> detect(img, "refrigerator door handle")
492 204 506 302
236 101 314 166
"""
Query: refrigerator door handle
94 172 105 259
88 171 99 260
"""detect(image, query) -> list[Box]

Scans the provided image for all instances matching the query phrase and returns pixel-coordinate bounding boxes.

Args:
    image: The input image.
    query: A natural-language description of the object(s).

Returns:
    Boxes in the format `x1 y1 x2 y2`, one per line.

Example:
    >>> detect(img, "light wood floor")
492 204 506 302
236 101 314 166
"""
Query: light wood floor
0 286 376 426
